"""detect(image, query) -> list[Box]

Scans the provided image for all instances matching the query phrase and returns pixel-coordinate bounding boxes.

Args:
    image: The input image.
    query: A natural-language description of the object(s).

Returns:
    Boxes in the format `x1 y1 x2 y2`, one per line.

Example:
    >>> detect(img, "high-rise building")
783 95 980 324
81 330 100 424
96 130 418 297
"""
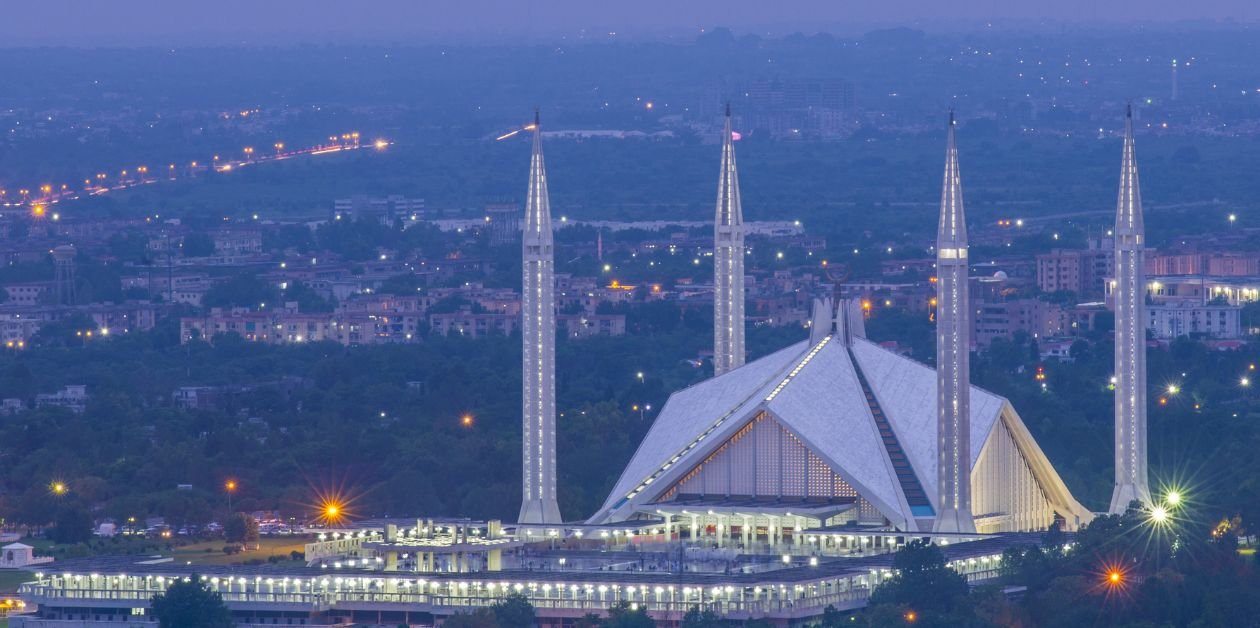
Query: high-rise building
1036 237 1113 297
1110 106 1152 514
52 245 76 306
518 111 563 525
485 202 522 246
713 104 746 377
333 195 426 224
934 114 976 534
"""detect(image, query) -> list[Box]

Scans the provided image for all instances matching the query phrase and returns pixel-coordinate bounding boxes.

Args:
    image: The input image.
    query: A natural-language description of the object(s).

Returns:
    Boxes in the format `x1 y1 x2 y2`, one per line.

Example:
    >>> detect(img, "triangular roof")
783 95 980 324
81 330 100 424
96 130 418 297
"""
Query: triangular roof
589 311 1091 529
596 341 807 515
851 336 1005 497
762 338 911 527
3 542 32 550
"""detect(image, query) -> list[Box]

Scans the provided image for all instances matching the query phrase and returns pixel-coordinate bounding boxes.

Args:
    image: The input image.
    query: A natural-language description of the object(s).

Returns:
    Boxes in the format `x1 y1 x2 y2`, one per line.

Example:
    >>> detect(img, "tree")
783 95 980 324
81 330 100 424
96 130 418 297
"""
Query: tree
283 281 335 312
603 601 654 628
818 604 851 628
202 273 280 309
182 233 216 258
869 540 970 617
30 313 98 347
224 513 260 546
574 613 603 628
492 591 537 628
443 608 499 628
48 504 94 544
680 607 721 628
150 576 233 628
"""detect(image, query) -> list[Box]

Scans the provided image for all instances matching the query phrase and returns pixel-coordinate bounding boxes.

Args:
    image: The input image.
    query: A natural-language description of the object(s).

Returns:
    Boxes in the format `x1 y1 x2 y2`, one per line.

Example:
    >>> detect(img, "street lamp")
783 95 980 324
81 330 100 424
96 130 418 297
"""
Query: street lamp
225 480 238 512
322 501 344 525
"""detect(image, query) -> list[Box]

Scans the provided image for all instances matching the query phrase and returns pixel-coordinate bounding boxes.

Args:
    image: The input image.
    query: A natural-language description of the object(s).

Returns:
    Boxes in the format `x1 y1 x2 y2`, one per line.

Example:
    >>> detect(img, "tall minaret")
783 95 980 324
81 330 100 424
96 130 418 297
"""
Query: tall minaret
519 110 562 525
933 113 976 534
713 103 746 376
1110 105 1151 514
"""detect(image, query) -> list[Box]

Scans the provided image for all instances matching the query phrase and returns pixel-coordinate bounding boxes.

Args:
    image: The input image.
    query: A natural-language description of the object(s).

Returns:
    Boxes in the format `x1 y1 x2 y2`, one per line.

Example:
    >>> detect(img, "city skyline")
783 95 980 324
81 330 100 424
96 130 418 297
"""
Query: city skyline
4 1 1260 46
0 19 1257 627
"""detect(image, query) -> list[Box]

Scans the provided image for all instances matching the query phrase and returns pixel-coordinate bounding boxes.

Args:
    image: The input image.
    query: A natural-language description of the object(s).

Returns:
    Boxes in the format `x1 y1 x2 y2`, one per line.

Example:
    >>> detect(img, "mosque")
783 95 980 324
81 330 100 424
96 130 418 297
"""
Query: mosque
10 109 1154 626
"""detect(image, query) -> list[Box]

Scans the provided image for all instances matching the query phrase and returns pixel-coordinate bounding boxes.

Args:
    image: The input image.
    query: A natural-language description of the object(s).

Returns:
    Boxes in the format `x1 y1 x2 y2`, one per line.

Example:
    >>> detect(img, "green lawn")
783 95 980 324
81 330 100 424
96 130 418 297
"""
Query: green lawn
0 571 33 594
170 537 309 566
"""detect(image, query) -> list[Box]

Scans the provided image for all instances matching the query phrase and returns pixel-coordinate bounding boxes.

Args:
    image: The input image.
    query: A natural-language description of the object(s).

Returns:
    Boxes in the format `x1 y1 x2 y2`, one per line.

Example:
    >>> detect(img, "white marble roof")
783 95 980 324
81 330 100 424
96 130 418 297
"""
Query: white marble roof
595 341 808 514
764 339 908 525
592 334 1058 527
850 337 1006 507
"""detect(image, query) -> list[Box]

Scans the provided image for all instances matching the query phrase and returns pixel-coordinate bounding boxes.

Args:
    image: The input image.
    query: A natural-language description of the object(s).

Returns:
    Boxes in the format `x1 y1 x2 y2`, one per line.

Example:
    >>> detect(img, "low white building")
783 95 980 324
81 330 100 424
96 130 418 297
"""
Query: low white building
1 542 52 568
1147 302 1241 340
34 385 88 413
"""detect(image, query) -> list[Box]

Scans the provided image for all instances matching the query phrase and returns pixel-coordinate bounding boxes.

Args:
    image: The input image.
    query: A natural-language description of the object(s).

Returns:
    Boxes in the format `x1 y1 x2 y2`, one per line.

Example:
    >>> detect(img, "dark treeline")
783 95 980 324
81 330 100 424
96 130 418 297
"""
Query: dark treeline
1 305 1258 535
0 306 803 528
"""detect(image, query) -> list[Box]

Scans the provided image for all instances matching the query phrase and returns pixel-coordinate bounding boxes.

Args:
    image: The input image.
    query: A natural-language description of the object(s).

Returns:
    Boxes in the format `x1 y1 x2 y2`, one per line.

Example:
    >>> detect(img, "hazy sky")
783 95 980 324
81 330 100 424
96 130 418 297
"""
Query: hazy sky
3 0 1258 46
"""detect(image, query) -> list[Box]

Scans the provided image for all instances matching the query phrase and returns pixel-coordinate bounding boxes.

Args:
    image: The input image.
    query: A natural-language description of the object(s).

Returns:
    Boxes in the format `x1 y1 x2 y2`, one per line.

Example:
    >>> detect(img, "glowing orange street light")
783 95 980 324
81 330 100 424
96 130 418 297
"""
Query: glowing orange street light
322 502 343 524
1107 570 1123 586
49 481 68 496
461 414 474 428
905 610 917 623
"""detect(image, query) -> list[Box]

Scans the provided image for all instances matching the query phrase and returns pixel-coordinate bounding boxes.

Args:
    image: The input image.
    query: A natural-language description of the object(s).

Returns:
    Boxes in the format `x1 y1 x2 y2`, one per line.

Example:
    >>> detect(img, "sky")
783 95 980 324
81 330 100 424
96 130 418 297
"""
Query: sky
3 0 1258 46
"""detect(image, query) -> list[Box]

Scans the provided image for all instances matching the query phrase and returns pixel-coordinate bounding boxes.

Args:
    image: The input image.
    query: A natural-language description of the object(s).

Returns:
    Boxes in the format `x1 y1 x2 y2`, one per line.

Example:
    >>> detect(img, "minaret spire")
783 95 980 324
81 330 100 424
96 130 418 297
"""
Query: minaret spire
1110 104 1151 513
519 110 562 525
713 103 746 376
933 112 976 534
